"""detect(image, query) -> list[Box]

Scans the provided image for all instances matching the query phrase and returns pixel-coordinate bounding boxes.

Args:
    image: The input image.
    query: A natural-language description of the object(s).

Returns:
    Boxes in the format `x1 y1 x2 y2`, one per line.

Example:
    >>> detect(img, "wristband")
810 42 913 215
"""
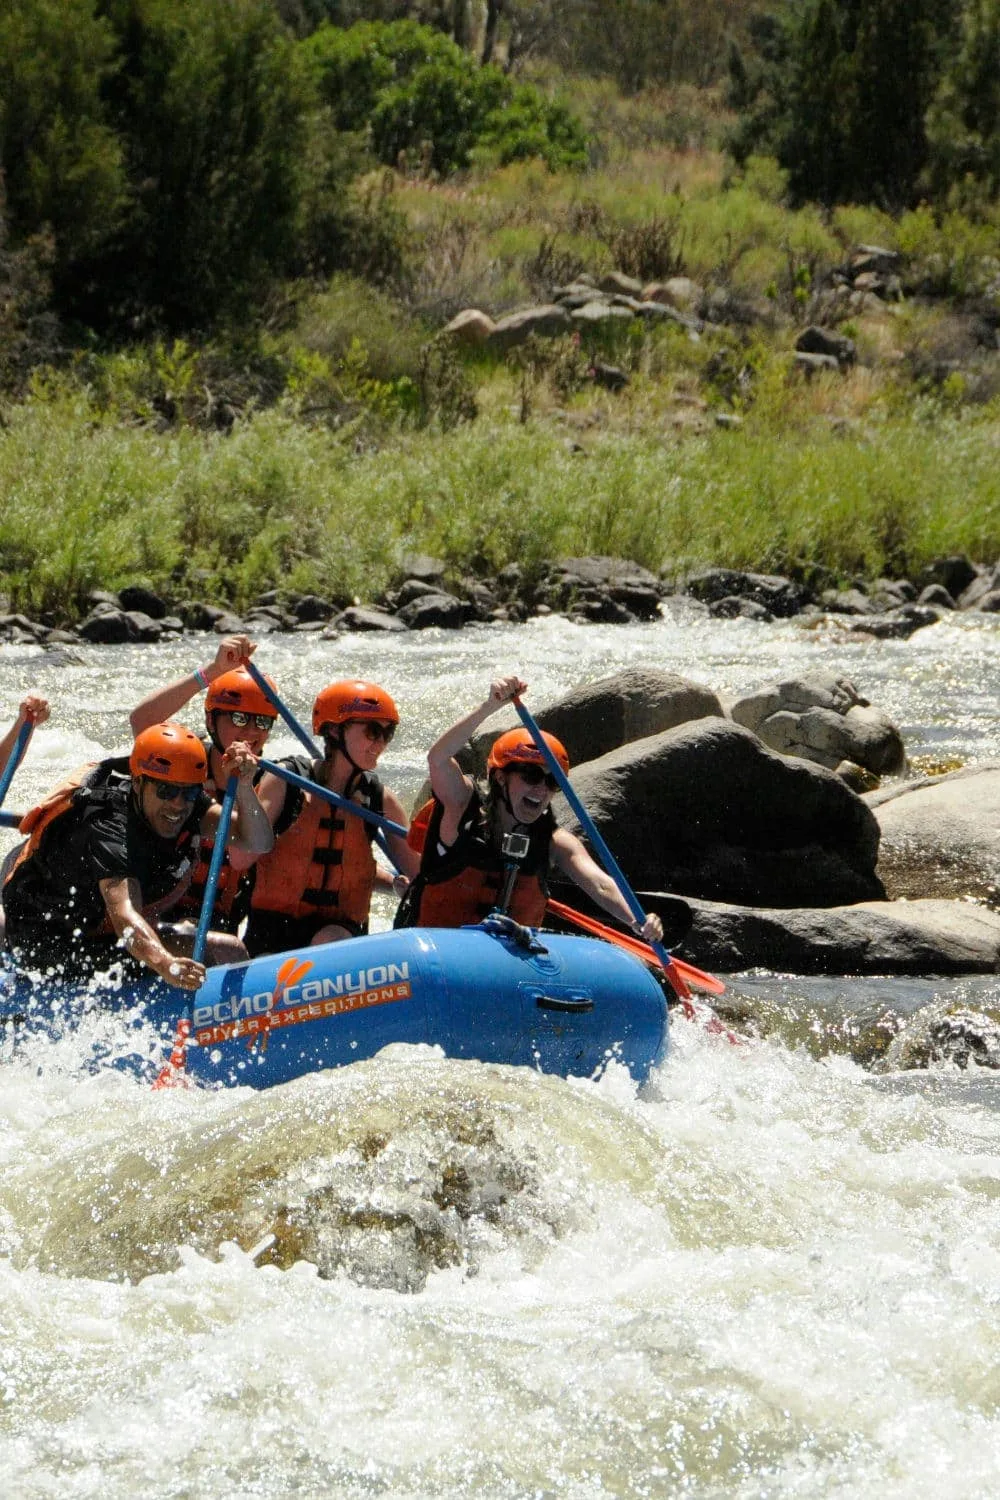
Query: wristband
193 667 210 691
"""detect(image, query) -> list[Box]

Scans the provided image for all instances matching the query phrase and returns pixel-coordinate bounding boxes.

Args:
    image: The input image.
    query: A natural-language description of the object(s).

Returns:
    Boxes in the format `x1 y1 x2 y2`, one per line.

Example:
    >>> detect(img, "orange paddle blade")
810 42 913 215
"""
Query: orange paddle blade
547 899 726 996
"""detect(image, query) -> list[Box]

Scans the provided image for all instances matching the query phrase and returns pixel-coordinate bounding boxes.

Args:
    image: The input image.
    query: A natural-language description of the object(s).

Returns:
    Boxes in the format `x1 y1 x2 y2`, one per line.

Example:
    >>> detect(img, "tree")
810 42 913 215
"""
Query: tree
729 0 961 207
83 0 313 331
0 0 125 270
926 0 1000 198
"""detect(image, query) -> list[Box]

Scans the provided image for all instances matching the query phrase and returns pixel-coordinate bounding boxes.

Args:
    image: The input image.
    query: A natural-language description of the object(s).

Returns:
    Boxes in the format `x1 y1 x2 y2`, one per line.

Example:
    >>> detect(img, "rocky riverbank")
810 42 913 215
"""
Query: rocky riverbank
3 550 998 650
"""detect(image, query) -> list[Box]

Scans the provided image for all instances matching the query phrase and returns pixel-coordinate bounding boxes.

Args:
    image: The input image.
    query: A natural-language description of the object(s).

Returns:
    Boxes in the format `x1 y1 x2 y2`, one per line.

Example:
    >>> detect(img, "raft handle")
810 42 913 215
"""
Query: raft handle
534 992 594 1014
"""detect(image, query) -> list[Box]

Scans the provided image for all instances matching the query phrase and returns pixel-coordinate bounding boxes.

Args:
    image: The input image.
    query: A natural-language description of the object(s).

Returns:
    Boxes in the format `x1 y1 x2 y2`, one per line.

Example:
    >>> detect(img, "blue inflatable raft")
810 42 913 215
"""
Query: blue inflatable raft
1 919 669 1087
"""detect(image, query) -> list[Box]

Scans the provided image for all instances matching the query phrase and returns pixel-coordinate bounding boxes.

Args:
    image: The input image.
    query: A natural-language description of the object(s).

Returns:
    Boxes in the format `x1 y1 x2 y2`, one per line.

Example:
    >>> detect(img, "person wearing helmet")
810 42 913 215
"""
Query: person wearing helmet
3 720 274 991
396 675 664 940
129 635 279 931
244 679 419 957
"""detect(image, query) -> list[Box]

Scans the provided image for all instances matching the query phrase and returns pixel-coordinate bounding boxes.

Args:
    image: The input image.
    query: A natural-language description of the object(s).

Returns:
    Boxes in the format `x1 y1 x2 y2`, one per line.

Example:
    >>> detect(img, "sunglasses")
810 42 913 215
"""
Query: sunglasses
347 720 396 744
149 780 202 803
509 763 558 790
227 710 275 731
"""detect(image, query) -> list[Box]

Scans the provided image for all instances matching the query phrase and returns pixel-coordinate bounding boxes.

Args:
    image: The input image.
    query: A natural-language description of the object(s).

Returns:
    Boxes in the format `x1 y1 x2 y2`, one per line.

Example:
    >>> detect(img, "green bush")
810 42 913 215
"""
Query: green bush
303 19 588 175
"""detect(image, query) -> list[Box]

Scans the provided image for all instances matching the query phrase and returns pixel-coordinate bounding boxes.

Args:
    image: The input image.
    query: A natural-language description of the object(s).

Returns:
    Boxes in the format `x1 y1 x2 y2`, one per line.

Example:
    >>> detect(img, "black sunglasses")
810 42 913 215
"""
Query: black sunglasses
509 763 557 790
149 780 202 803
227 710 275 731
347 720 396 744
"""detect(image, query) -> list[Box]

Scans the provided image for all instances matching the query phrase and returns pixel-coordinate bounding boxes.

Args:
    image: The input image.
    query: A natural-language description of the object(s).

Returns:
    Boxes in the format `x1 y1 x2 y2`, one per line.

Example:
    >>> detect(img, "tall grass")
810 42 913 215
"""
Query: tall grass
5 379 1000 620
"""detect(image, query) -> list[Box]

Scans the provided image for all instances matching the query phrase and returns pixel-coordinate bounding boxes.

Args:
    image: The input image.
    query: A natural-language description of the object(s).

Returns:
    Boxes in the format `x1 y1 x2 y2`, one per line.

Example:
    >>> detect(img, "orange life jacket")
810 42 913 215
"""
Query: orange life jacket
398 791 552 929
4 758 124 889
249 760 382 929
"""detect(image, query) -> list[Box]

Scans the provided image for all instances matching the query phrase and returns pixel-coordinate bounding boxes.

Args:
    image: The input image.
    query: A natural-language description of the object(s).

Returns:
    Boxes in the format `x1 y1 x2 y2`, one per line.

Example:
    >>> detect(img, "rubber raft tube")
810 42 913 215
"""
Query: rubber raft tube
1 919 669 1087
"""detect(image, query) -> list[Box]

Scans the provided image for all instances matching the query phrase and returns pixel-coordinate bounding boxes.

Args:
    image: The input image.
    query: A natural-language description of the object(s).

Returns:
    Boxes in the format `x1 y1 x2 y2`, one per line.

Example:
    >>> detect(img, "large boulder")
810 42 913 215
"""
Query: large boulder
535 669 723 767
869 762 1000 901
553 718 884 907
468 668 723 775
681 896 1000 975
730 672 905 776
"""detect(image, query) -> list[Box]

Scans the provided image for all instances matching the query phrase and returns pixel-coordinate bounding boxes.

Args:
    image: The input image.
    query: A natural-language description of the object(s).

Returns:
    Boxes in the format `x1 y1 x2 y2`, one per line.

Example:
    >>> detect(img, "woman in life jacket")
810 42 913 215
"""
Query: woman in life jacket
3 720 274 990
244 680 420 957
397 675 664 942
129 635 279 931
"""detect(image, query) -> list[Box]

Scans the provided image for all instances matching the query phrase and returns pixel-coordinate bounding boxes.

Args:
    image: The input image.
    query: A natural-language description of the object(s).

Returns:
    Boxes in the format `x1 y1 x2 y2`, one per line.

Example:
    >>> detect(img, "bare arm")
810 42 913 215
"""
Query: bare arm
550 829 663 944
99 874 205 990
427 674 527 838
129 635 256 735
201 741 274 857
227 768 287 871
381 788 422 880
0 692 49 776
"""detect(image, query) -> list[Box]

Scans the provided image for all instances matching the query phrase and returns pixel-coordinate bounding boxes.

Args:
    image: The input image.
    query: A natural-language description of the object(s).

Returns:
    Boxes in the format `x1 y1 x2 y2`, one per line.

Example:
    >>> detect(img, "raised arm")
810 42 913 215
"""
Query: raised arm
0 692 49 776
427 674 527 815
129 635 256 735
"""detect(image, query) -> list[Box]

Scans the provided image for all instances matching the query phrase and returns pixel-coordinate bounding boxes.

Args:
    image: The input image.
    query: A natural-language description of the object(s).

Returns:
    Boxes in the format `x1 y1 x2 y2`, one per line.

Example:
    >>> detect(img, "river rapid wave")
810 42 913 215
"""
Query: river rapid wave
3 609 1000 1497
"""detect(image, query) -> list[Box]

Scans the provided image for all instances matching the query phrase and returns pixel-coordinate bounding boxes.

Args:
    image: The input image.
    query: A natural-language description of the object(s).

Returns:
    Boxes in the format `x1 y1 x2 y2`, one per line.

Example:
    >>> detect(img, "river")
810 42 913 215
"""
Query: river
2 606 1000 1498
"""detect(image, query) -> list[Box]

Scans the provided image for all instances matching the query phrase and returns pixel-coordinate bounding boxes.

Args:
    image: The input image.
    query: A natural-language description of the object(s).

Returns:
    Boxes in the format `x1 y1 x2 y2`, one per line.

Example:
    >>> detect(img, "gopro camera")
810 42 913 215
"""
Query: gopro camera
501 832 531 862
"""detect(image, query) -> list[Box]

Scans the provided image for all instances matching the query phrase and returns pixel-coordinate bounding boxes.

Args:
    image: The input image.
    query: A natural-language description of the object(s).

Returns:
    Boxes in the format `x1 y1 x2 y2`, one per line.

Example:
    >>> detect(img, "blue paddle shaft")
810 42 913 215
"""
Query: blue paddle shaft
192 775 238 965
0 810 22 828
0 720 32 809
258 757 406 839
512 698 677 970
244 660 321 758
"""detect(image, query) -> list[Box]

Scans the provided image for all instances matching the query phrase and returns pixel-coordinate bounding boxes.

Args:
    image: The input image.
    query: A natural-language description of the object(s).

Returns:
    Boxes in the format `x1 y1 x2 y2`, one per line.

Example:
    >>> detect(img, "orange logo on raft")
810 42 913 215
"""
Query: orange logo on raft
194 980 411 1048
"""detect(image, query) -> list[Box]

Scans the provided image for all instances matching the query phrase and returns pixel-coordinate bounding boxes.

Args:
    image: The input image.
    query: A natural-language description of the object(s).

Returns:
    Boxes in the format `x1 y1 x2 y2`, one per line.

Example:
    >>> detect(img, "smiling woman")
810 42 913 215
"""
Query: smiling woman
396 672 665 944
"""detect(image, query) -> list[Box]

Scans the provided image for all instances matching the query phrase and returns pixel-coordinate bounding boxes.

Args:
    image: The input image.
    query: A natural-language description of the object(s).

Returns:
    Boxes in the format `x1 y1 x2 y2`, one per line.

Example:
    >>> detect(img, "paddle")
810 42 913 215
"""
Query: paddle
0 720 33 813
245 660 322 760
547 897 725 996
257 757 406 840
192 774 238 965
245 662 401 870
154 775 238 1088
511 696 693 1003
0 810 23 828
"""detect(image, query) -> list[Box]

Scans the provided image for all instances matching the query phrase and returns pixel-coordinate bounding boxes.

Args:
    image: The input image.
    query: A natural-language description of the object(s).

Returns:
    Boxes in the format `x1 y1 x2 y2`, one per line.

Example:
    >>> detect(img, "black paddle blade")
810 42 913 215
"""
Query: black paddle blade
546 882 693 949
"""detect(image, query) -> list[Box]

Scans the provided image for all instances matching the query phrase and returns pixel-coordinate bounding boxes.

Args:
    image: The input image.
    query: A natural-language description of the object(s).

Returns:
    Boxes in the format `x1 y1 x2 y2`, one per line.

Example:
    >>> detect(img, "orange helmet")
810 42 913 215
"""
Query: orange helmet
487 727 570 775
205 667 277 720
313 680 399 737
130 721 208 784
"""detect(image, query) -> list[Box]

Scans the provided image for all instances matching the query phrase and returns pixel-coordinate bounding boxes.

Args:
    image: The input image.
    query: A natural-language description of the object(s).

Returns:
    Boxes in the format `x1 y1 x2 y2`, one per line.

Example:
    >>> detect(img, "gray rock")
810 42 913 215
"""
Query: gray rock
118 585 168 619
841 604 940 639
123 610 163 643
333 606 408 633
684 897 1000 976
488 305 571 350
684 569 808 618
731 673 905 775
78 610 135 644
442 309 495 345
870 762 1000 901
396 592 469 630
553 718 883 907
